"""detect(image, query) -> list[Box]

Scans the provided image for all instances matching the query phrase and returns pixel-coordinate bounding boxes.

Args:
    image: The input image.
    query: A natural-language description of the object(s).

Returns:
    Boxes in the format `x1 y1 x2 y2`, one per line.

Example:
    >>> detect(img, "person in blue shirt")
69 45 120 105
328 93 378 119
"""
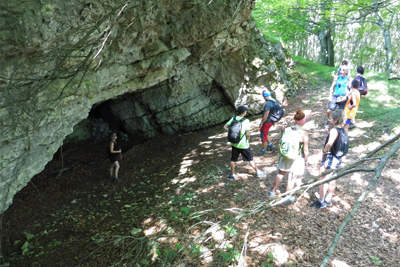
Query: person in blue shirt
325 65 352 129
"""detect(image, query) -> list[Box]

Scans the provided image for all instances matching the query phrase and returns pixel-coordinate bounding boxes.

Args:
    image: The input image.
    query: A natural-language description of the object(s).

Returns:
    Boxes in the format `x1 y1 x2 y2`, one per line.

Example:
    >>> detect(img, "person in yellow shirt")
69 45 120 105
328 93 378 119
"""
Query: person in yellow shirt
343 79 361 134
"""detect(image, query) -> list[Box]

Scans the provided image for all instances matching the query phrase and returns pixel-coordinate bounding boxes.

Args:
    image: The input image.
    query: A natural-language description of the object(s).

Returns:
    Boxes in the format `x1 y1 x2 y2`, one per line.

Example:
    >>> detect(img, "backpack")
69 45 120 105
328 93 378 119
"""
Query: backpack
331 127 349 157
268 99 284 122
280 127 303 160
354 76 368 96
227 117 247 143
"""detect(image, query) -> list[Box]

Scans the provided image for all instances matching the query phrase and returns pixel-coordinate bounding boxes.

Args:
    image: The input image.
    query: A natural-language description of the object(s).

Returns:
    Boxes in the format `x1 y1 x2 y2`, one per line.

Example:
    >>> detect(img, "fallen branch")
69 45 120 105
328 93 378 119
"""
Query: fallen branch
320 137 400 267
388 77 400 80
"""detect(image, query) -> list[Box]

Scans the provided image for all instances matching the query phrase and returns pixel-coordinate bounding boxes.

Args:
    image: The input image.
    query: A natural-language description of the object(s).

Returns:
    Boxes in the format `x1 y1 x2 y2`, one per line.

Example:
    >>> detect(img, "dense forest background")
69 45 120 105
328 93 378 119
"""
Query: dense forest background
252 0 399 75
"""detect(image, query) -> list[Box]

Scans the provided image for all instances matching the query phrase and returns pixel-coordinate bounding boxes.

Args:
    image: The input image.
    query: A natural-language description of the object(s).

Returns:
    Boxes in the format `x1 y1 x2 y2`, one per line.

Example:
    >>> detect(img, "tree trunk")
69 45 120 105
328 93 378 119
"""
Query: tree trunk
317 29 334 66
372 1 395 73
327 30 335 67
318 30 329 65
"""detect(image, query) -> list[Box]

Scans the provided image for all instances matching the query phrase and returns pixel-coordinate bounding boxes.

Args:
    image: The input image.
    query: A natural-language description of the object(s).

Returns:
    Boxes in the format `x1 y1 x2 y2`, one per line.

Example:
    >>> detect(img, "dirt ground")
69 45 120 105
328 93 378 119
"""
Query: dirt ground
1 83 400 267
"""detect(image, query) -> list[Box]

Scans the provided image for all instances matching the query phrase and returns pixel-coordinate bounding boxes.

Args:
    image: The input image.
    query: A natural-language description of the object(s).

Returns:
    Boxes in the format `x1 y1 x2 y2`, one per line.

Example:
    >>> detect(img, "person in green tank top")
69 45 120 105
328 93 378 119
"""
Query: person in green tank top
223 106 267 181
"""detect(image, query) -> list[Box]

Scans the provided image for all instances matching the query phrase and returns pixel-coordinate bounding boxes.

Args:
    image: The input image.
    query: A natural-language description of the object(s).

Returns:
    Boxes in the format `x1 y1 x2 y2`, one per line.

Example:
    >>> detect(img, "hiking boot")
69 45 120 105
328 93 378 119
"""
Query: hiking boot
228 174 235 181
285 196 296 203
269 190 275 197
266 143 275 151
256 170 267 178
310 200 326 209
258 149 267 155
349 123 357 129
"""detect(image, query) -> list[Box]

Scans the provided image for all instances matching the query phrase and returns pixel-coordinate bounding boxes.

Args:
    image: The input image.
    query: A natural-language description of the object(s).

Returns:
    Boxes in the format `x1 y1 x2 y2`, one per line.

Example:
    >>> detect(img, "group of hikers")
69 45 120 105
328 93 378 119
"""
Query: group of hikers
106 61 368 209
223 62 368 209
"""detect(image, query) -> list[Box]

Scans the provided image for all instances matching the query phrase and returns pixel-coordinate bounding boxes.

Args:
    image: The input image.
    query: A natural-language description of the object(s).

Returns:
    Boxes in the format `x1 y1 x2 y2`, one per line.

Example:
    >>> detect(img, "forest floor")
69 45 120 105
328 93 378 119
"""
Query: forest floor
2 80 400 267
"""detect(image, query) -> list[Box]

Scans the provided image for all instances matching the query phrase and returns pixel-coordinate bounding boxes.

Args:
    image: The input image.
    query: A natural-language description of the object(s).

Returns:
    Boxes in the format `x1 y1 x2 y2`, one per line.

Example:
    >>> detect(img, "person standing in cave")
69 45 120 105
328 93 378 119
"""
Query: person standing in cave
108 132 122 182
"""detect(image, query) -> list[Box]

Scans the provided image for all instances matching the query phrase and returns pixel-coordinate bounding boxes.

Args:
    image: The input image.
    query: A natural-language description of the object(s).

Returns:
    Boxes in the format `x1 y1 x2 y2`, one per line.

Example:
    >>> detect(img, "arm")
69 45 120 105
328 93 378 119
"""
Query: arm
328 79 336 101
302 132 309 165
347 89 357 109
259 110 270 129
110 142 121 153
223 123 229 131
322 128 339 154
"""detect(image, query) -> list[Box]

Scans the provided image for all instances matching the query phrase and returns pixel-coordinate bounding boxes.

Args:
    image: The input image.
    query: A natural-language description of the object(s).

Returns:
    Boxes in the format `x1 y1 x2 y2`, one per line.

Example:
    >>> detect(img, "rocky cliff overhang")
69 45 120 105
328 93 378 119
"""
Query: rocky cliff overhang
0 0 298 214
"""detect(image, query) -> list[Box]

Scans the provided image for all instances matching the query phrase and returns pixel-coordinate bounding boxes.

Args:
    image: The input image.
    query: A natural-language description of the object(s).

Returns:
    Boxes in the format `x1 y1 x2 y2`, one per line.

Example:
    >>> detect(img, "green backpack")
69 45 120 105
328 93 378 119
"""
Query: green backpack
280 127 303 160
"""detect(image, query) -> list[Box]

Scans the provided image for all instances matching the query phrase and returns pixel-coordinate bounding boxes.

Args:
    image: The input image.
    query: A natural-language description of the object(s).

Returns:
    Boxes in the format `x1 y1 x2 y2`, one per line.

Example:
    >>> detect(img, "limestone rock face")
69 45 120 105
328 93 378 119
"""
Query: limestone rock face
0 0 299 213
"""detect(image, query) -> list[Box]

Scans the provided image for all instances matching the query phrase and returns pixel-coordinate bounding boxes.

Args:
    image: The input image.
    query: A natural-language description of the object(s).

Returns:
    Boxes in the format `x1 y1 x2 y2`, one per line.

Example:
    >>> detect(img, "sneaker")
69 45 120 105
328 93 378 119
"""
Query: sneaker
258 149 267 155
109 175 114 180
310 200 326 209
228 174 235 181
256 170 267 178
285 196 296 203
349 123 357 129
114 177 120 183
269 190 275 197
266 143 275 151
325 200 332 207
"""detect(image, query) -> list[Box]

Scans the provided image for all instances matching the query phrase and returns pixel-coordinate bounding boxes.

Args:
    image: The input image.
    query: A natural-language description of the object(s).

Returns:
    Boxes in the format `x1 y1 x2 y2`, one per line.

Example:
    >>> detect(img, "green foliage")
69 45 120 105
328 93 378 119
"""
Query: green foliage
292 56 337 85
369 255 382 266
263 251 276 266
219 244 240 264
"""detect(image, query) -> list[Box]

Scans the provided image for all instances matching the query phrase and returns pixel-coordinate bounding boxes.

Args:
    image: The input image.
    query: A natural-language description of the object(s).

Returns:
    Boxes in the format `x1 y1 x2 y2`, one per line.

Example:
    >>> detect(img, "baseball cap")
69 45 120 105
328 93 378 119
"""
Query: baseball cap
237 106 249 114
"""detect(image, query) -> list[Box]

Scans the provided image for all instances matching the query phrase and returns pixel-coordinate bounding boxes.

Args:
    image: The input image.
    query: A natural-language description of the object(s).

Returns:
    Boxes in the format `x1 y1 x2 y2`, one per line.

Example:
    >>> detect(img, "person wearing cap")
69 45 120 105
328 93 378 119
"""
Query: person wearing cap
325 65 352 129
223 105 267 181
269 110 309 202
258 89 276 155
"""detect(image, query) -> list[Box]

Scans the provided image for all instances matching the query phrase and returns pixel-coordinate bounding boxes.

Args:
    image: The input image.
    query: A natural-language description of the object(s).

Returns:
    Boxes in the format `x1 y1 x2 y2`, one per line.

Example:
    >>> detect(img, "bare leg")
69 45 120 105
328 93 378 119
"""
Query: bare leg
110 163 115 177
318 166 329 200
271 170 287 192
262 142 267 150
249 160 259 173
230 161 236 175
114 161 120 178
286 172 295 192
325 181 336 202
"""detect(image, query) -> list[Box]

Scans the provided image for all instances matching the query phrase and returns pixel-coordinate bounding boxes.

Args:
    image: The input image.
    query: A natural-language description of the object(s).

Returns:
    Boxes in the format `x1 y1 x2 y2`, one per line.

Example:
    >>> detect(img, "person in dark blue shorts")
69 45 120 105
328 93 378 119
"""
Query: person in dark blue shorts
311 109 346 209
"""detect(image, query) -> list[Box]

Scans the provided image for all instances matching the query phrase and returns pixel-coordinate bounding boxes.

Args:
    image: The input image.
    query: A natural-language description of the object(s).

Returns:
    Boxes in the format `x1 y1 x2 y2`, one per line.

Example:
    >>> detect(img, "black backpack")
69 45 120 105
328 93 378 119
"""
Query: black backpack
354 76 368 96
227 117 247 143
268 99 284 122
332 127 349 157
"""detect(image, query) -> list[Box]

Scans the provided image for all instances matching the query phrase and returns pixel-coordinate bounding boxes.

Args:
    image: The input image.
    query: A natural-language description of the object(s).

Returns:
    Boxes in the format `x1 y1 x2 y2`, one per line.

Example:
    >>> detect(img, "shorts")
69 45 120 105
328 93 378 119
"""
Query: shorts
328 95 347 111
320 154 342 169
109 154 118 163
345 118 352 124
231 146 253 162
278 156 305 176
260 122 273 143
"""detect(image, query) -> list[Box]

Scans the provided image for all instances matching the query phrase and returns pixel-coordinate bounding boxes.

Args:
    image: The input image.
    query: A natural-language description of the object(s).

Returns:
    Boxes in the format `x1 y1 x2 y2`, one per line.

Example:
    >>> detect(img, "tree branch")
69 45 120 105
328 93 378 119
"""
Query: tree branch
320 138 400 267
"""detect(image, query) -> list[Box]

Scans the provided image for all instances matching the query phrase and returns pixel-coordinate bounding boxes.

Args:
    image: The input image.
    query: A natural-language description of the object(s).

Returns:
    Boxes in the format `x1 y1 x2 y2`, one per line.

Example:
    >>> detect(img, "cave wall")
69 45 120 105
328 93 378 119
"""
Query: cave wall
0 0 299 213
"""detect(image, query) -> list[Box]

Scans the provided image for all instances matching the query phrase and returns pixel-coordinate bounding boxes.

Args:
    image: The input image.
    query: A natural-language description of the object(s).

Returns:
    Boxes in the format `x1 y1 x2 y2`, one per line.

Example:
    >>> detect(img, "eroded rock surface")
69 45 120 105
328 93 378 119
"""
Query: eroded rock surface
0 0 298 213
